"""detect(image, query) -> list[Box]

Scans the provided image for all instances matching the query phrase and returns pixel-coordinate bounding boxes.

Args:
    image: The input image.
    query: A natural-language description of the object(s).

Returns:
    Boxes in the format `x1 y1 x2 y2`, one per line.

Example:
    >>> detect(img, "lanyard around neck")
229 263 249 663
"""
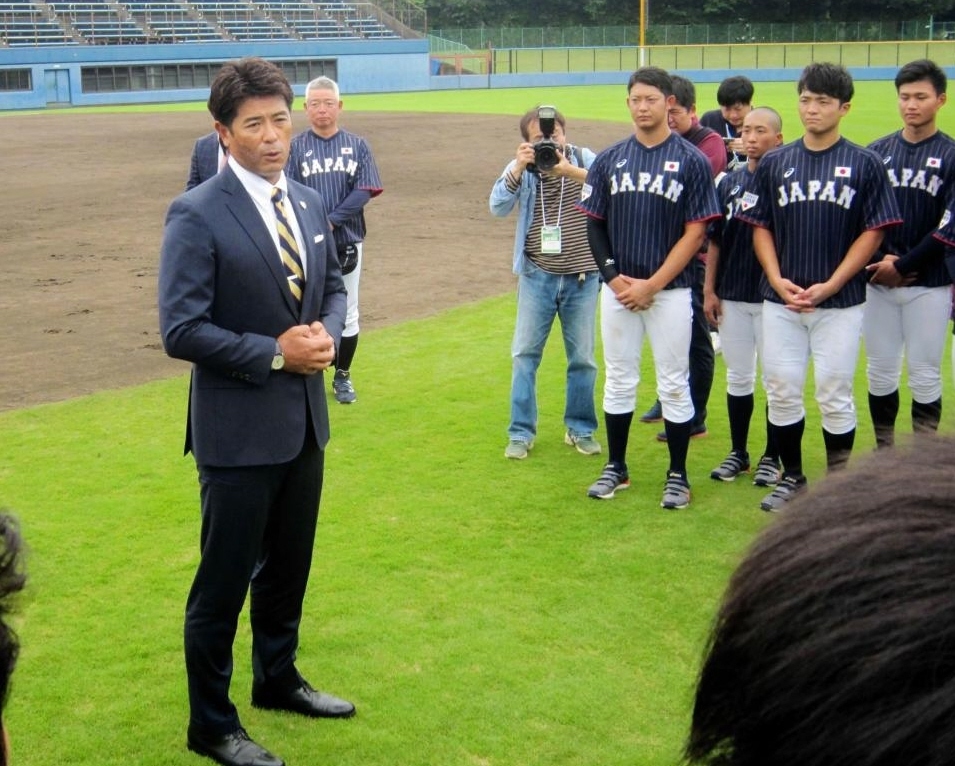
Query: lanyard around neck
539 174 566 228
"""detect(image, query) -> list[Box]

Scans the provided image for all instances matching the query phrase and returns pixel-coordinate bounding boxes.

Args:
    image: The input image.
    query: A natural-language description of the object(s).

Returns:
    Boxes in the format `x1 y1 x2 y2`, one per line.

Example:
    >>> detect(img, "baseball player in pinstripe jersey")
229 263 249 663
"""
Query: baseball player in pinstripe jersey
703 106 784 486
864 59 955 448
739 62 902 512
287 76 383 404
576 66 721 509
928 209 955 387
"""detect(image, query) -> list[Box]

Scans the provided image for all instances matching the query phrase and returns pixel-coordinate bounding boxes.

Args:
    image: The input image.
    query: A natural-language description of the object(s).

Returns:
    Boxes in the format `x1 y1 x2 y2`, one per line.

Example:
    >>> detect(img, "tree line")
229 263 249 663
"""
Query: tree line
422 0 955 30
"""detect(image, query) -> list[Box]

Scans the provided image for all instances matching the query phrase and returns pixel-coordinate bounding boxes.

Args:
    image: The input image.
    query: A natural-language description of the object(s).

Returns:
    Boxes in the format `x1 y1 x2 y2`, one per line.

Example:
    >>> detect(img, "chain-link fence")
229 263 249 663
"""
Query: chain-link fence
428 20 937 51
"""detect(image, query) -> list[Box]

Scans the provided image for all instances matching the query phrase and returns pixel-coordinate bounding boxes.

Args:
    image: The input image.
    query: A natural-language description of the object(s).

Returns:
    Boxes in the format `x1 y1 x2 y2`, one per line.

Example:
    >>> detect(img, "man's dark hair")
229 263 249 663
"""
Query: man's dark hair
628 66 673 97
519 106 567 142
207 57 294 128
670 74 697 111
895 58 947 95
797 61 854 103
686 440 955 766
0 514 25 766
716 75 754 107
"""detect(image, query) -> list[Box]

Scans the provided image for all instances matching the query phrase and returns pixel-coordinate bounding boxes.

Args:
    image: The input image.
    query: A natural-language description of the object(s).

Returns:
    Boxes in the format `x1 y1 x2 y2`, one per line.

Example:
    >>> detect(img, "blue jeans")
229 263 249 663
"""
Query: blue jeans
508 261 599 442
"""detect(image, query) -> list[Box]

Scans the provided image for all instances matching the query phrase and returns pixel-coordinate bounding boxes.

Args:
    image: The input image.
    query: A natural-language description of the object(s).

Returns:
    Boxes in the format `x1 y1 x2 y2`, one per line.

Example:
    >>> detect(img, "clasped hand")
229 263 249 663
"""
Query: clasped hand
277 323 335 375
611 275 656 311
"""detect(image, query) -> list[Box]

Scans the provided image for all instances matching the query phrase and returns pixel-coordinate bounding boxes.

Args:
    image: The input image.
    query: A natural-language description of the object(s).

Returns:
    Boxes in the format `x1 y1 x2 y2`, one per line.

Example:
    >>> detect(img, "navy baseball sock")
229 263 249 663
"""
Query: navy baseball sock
726 393 754 456
604 411 633 472
912 397 942 434
823 428 855 472
336 332 358 372
868 390 899 449
664 418 692 478
762 406 779 462
774 418 805 479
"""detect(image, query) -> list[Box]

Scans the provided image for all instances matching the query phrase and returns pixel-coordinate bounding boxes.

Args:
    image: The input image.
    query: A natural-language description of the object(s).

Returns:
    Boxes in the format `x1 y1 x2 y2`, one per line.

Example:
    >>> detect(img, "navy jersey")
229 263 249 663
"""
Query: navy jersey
576 132 720 288
287 128 383 247
930 206 955 283
708 165 762 303
739 137 901 308
868 129 955 288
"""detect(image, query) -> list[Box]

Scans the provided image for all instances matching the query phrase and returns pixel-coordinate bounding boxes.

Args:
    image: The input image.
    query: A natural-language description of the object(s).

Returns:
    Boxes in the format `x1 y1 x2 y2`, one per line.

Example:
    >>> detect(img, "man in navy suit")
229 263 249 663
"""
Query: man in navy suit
186 130 224 190
159 57 351 766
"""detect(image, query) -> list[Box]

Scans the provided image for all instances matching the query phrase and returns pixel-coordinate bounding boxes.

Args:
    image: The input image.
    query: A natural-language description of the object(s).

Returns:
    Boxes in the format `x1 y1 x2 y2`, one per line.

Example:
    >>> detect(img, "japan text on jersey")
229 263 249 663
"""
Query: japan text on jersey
773 168 858 209
608 158 687 202
883 162 945 196
869 131 955 279
298 149 358 179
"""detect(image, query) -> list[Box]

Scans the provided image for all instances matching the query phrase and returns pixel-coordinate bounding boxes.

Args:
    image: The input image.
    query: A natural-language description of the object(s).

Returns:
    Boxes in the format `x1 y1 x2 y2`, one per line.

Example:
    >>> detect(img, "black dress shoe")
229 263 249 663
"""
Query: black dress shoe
187 726 284 766
252 679 356 719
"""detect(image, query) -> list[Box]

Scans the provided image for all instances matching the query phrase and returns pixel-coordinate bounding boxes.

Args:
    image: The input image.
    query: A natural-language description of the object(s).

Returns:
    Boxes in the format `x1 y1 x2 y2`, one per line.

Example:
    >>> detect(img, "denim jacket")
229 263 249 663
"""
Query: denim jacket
488 145 597 275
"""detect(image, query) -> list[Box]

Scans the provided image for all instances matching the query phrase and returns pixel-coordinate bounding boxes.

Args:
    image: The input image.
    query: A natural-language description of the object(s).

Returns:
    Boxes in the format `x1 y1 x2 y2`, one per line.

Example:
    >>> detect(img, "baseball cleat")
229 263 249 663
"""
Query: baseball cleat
639 400 663 423
332 369 357 404
710 451 750 482
660 471 691 509
760 474 807 512
587 464 630 499
656 423 707 442
752 455 782 487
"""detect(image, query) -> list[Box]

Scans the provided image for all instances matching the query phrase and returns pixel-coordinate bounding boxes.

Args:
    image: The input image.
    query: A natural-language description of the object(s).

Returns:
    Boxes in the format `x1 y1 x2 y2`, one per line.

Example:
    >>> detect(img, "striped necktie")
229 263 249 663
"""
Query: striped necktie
270 187 305 304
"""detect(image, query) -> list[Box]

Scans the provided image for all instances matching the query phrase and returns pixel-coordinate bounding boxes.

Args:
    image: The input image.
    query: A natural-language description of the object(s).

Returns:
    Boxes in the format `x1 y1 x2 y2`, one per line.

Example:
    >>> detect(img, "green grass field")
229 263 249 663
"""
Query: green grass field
3 82 955 765
47 79 955 146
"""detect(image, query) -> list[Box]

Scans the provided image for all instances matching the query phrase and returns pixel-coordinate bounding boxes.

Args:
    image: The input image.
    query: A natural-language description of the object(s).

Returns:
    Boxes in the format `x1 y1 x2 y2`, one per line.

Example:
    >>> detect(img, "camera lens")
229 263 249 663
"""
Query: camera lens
534 140 560 172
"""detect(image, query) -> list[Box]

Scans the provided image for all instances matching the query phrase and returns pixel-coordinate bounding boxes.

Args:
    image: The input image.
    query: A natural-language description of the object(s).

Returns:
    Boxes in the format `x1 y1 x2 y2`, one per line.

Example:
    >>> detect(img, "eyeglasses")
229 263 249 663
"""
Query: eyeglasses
307 99 338 109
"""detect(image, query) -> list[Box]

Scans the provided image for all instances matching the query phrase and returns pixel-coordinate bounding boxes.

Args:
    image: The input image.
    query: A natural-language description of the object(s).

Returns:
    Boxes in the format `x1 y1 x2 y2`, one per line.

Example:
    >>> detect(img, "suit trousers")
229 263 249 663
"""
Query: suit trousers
185 430 323 735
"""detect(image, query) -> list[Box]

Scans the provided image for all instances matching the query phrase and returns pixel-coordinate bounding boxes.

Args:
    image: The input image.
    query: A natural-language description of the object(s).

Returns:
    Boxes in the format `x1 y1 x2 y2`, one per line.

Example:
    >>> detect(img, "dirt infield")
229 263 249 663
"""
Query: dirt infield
0 109 628 411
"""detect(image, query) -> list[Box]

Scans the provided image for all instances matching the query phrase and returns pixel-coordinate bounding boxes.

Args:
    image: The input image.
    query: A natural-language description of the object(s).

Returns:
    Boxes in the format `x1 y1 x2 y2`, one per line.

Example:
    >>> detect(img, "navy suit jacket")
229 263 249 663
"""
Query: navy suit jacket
158 167 347 467
186 131 221 190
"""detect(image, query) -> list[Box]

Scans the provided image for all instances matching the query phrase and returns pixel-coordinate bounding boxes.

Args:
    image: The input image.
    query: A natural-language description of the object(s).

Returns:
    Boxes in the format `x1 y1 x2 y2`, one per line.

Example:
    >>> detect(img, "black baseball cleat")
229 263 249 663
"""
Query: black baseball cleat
640 400 663 423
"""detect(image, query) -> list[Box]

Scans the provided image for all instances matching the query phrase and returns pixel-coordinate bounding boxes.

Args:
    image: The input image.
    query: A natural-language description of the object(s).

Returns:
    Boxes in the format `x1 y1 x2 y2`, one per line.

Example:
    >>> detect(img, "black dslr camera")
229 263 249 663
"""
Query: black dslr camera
529 105 561 174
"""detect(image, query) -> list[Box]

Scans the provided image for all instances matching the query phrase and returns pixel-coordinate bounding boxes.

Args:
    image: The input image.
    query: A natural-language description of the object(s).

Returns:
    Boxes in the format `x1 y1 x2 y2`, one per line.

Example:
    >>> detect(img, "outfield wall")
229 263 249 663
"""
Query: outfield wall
0 39 430 110
430 40 955 90
2 38 954 110
429 67 911 91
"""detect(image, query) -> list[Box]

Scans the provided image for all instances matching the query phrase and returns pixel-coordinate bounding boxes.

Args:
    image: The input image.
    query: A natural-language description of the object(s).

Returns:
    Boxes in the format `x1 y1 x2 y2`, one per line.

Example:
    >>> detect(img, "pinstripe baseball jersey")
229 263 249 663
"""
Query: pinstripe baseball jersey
929 205 955 284
869 129 955 288
709 165 763 302
739 137 902 308
287 128 383 247
576 133 720 288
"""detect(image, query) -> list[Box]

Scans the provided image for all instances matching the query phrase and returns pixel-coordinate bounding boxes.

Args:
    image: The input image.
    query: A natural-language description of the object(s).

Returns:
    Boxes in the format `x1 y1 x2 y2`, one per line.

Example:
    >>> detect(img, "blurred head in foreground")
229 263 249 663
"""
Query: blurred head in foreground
687 440 955 766
0 514 25 766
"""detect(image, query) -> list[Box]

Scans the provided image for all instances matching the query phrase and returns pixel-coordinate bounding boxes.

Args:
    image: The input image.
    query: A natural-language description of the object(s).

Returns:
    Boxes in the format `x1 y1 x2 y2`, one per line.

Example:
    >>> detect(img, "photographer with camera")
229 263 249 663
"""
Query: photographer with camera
490 106 602 461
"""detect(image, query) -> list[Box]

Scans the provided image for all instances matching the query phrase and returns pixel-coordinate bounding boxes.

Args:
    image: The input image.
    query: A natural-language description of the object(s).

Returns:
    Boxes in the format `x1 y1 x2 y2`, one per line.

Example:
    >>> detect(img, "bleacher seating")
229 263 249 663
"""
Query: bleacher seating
0 0 404 46
189 1 288 41
46 1 147 44
287 19 358 39
0 2 74 46
123 2 223 42
348 16 398 38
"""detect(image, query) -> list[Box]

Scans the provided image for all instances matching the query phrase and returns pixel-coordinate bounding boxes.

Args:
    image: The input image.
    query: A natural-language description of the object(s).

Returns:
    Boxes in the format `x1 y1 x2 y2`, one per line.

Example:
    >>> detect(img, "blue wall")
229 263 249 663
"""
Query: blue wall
1 39 941 110
0 39 430 110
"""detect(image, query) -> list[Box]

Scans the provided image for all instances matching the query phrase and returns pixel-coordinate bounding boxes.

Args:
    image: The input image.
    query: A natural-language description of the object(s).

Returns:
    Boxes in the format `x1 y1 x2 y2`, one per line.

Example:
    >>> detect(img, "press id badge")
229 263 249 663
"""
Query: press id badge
540 225 562 254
